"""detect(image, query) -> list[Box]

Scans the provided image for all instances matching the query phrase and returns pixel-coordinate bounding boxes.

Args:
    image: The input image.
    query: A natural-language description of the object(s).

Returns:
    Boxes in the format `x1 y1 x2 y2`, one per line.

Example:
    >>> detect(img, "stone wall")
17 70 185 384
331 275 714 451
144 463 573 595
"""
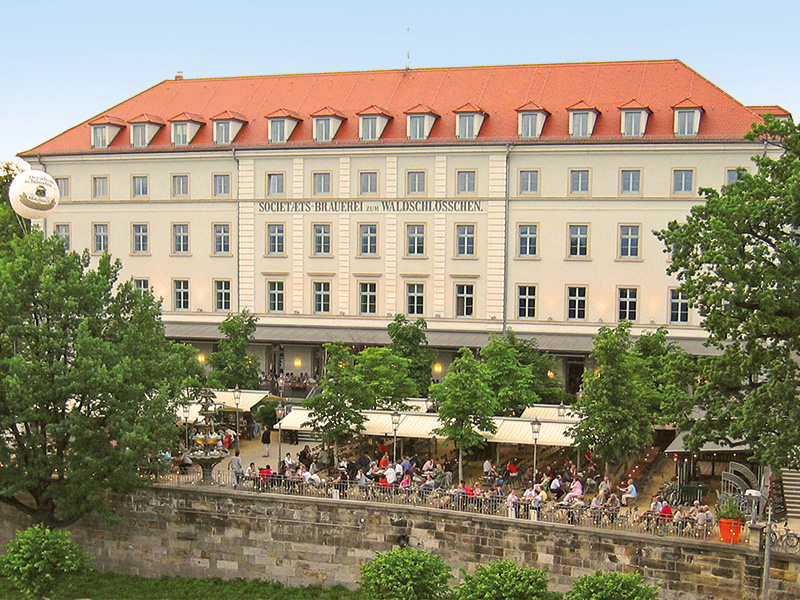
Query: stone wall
1 485 799 599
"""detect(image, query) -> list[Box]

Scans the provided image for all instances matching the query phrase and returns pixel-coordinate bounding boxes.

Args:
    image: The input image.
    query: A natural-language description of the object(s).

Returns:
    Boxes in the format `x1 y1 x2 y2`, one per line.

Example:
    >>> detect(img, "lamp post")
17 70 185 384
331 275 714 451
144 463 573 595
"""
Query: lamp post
391 410 401 463
275 403 286 470
182 403 190 450
531 417 541 478
233 385 241 451
557 401 567 419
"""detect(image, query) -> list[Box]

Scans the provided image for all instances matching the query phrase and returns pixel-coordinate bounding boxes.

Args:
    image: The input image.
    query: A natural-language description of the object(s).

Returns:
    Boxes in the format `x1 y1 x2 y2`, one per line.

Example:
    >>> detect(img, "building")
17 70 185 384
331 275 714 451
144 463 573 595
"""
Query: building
19 60 790 391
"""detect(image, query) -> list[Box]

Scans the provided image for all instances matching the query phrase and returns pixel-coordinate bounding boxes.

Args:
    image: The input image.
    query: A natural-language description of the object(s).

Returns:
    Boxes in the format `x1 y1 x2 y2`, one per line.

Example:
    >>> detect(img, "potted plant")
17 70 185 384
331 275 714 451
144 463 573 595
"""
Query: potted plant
717 497 745 543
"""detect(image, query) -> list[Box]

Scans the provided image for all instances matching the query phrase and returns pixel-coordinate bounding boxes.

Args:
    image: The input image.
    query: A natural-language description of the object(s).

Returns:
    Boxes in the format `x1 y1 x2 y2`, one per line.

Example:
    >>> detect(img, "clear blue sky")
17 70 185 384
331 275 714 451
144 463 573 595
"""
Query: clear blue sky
3 0 799 164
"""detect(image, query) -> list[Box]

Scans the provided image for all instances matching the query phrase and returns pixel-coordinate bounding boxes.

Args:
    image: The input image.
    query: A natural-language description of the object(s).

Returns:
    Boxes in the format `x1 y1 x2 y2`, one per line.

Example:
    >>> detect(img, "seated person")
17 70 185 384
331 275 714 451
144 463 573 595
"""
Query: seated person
621 479 638 506
563 478 584 503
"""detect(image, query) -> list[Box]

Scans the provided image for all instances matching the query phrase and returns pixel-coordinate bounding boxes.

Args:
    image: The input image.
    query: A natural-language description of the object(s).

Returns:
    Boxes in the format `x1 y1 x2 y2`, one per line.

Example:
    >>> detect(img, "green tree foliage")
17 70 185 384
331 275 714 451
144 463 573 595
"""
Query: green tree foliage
360 546 453 600
431 347 498 481
353 347 415 410
566 571 658 600
388 314 437 396
0 163 28 251
0 232 204 527
302 342 369 463
501 330 567 406
568 323 659 468
456 561 561 600
0 524 91 599
656 116 800 472
482 333 538 415
207 310 261 390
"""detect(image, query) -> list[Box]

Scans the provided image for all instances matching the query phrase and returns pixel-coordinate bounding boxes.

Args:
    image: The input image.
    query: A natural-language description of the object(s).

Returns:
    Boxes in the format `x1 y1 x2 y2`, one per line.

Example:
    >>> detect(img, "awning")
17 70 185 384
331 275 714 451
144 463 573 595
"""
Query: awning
175 389 274 423
664 430 750 454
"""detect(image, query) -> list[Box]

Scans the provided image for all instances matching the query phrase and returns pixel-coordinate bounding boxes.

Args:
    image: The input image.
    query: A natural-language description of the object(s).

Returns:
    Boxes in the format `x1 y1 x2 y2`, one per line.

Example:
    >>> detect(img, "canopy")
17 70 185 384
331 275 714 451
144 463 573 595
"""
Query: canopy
664 430 750 454
175 389 274 424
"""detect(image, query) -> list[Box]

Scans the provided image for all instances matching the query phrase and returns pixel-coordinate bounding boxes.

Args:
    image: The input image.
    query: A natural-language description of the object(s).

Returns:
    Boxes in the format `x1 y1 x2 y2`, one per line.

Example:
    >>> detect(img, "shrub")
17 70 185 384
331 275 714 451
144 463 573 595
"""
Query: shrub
455 560 562 600
567 571 659 600
360 546 452 600
0 524 92 599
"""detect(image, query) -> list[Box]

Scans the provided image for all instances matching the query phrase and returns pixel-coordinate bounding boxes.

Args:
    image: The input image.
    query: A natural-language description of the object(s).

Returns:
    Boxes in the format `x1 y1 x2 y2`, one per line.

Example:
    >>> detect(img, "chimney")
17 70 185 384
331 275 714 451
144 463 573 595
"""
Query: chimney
175 71 184 81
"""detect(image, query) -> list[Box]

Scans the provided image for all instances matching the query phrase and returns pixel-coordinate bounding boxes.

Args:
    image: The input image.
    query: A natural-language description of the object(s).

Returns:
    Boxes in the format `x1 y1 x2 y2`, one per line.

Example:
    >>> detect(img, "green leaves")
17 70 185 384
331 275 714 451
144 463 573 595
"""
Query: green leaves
456 561 560 600
360 547 453 600
388 315 437 397
566 571 658 600
206 310 261 390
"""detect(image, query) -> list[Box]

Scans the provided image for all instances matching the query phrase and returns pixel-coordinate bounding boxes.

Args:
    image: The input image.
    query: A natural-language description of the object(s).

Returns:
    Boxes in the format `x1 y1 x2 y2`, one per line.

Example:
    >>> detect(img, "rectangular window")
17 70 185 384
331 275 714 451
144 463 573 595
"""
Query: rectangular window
132 223 149 254
520 113 538 138
618 288 638 321
55 178 69 199
215 121 230 144
456 224 475 256
92 176 108 199
726 169 740 185
455 284 474 317
214 174 230 197
407 224 425 256
407 171 425 195
133 278 150 292
568 225 589 258
567 286 587 320
173 123 188 146
172 174 189 198
361 116 377 141
621 169 641 194
93 224 109 253
267 173 284 196
409 115 425 140
572 112 589 137
360 172 378 195
172 223 190 254
623 112 641 137
267 281 284 313
267 224 285 255
673 170 693 194
519 170 539 194
677 111 695 136
271 119 285 143
359 282 377 315
518 224 538 257
174 280 190 310
313 224 331 255
457 171 476 194
518 285 536 318
407 283 424 316
619 225 640 258
315 118 331 142
359 224 377 255
214 280 231 312
570 170 589 194
313 172 331 195
92 126 107 149
213 224 230 254
313 281 331 314
132 176 148 198
132 124 147 147
55 224 71 250
670 289 689 323
458 114 475 139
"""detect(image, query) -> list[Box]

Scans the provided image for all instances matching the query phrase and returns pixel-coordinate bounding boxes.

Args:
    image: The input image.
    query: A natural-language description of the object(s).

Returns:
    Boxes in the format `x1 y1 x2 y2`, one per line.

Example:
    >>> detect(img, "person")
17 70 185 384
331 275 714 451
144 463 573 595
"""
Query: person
378 452 389 470
659 500 673 521
550 474 564 500
228 450 244 487
507 488 520 518
422 458 435 473
599 476 613 495
621 479 638 506
260 427 270 456
483 458 493 476
283 452 297 473
399 473 412 490
672 504 687 526
688 499 702 519
385 463 397 486
605 493 621 522
563 478 583 503
299 445 313 468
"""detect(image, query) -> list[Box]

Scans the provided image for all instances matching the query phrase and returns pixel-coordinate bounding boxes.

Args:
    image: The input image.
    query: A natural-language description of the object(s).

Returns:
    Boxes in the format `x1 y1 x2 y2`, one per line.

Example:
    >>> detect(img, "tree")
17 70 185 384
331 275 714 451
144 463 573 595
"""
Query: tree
0 232 203 527
431 347 498 481
0 162 28 252
502 330 567 406
352 346 415 410
568 323 658 471
456 561 561 600
567 571 658 600
388 314 437 397
360 546 452 600
656 116 800 473
302 342 369 464
481 333 538 415
206 310 261 390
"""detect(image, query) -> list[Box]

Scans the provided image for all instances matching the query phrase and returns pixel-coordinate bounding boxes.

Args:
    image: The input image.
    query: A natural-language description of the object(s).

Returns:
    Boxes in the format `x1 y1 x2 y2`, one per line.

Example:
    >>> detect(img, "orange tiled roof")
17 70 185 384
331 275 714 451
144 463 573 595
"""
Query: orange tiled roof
747 105 792 118
356 105 392 117
129 113 167 125
265 108 303 120
567 99 599 112
169 112 206 123
20 60 772 156
453 102 486 114
87 115 127 127
618 99 651 112
671 97 703 110
210 110 248 122
309 106 347 119
516 101 548 113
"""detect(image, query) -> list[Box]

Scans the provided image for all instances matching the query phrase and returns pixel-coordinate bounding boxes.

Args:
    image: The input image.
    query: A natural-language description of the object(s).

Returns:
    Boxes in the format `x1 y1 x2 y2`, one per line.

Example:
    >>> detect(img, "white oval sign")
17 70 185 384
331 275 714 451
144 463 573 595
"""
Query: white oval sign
8 170 60 219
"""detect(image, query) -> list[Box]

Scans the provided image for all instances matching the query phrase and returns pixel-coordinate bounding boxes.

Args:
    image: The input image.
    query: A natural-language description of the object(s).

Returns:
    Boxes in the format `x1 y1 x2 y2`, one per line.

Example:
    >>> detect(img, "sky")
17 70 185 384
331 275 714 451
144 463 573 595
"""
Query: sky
2 0 799 165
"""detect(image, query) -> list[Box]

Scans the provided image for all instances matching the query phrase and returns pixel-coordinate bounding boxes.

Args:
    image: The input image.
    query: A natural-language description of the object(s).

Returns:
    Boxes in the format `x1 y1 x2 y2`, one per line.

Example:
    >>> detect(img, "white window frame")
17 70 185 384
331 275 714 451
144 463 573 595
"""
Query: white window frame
214 121 231 145
55 177 70 199
408 115 426 140
359 281 378 315
313 281 331 314
726 169 741 185
92 176 109 199
133 278 150 292
214 174 231 197
359 172 378 195
267 223 285 255
361 116 378 141
457 170 476 195
213 223 231 255
407 171 426 195
313 172 331 196
618 287 638 322
568 224 589 258
270 119 286 143
131 223 149 255
172 174 189 198
520 113 538 138
214 280 231 312
267 173 285 196
455 224 475 257
132 175 148 198
315 117 331 142
172 223 190 255
407 283 424 316
570 169 590 194
620 169 641 195
619 225 640 259
518 285 536 319
673 169 694 195
359 223 378 256
92 126 108 149
457 114 475 139
670 289 690 323
571 112 589 137
173 279 190 311
55 223 71 250
406 223 425 257
92 223 109 254
567 286 587 321
131 123 147 147
622 111 642 137
519 170 539 195
676 110 696 137
267 280 285 313
173 122 188 146
313 223 332 255
518 224 538 258
455 283 474 317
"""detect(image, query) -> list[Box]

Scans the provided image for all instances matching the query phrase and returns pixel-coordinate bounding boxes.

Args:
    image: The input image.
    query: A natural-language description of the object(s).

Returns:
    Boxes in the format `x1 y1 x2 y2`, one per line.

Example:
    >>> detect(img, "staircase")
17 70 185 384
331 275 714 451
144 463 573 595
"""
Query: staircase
781 470 800 520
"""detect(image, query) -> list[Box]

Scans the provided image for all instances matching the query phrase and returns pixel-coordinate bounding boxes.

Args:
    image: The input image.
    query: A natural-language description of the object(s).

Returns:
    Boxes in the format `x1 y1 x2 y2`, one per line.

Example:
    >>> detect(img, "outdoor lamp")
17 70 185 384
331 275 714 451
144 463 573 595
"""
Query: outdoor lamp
531 417 541 476
557 401 567 418
233 385 241 451
391 410 401 462
275 403 286 463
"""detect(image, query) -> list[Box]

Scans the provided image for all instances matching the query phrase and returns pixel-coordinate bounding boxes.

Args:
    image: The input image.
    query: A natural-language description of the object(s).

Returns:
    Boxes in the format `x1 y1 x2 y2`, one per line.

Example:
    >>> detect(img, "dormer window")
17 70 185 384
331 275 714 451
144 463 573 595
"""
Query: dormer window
357 106 391 141
454 104 486 140
132 124 147 147
362 117 377 140
93 126 108 149
129 114 165 147
88 115 126 149
211 111 248 145
672 100 703 137
516 103 549 139
265 109 302 144
568 102 600 138
405 104 439 141
311 107 346 143
169 112 205 146
617 101 651 138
